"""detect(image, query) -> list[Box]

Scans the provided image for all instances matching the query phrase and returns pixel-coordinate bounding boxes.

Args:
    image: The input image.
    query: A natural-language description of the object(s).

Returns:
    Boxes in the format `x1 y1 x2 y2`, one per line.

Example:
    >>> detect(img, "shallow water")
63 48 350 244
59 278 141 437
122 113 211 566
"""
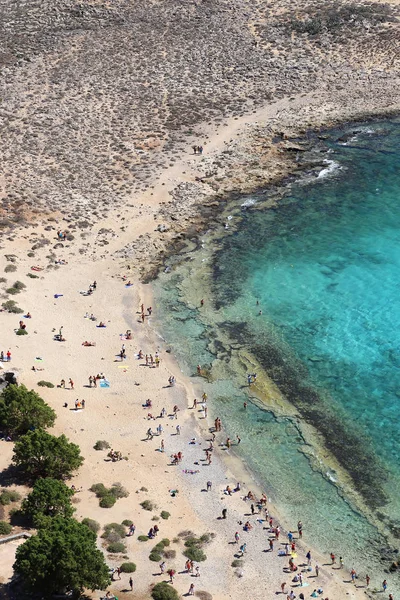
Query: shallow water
153 119 400 585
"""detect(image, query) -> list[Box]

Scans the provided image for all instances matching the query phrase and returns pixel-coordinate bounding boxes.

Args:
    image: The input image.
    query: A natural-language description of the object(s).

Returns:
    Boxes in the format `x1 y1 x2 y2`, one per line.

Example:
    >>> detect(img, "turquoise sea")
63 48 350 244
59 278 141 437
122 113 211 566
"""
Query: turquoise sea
153 119 400 585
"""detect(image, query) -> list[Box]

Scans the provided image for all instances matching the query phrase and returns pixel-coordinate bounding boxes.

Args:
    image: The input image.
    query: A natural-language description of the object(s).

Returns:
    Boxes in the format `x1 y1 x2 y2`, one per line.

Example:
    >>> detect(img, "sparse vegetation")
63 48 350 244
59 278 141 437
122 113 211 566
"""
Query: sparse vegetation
37 381 55 388
140 499 155 511
101 522 126 541
160 510 170 520
94 440 110 451
27 272 39 278
231 559 244 567
152 582 179 600
120 562 136 573
4 264 17 273
106 541 126 553
2 299 23 313
138 535 149 542
90 482 129 508
122 519 133 527
183 535 210 562
0 521 12 535
16 328 28 335
81 517 100 534
0 489 21 505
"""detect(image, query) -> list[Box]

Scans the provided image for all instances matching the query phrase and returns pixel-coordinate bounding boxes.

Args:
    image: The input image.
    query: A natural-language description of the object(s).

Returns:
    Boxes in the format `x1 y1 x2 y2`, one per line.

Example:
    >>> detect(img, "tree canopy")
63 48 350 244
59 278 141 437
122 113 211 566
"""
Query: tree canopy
13 429 84 479
0 384 55 436
21 478 75 527
14 516 110 597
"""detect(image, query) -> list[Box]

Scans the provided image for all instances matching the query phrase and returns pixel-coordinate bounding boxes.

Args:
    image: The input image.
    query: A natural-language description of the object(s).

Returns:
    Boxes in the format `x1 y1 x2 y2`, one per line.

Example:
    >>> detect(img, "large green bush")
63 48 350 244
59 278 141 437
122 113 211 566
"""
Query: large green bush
12 429 83 479
106 541 126 553
90 482 129 508
0 384 56 436
21 478 74 526
14 516 110 596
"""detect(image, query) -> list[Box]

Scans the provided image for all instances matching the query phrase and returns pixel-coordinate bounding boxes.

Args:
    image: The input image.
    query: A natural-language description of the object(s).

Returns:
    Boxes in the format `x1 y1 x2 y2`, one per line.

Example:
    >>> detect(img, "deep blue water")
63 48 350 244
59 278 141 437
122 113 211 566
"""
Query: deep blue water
153 119 400 584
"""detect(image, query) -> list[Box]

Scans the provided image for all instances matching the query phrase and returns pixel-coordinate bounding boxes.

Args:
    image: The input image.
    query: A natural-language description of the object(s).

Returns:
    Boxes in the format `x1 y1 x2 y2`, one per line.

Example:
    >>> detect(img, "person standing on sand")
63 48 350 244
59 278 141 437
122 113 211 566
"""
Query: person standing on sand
207 481 212 492
129 577 133 591
330 552 335 565
188 583 195 595
69 378 74 389
306 550 312 566
366 574 370 587
297 520 303 538
315 563 319 577
281 583 287 594
159 561 166 574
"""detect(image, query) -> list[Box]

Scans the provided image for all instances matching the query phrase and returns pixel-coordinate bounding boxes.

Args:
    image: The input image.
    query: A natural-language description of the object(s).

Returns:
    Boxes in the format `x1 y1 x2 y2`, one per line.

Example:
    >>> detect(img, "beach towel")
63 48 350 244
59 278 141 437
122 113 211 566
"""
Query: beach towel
100 380 110 388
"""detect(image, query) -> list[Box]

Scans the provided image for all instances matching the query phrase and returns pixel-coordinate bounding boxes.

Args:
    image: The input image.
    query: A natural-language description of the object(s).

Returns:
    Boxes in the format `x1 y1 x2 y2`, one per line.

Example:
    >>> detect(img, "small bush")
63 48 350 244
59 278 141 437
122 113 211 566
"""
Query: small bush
231 559 243 568
90 483 108 498
195 592 213 600
120 562 136 573
140 486 148 492
81 517 100 533
4 265 17 273
152 582 179 600
163 549 176 559
16 329 28 336
149 551 162 562
0 521 12 535
122 519 133 527
140 499 155 511
2 300 23 313
107 541 126 553
160 511 170 520
0 277 6 283
13 281 26 291
102 523 126 540
6 287 20 295
160 538 170 547
184 546 207 562
152 515 160 521
27 252 35 258
94 440 110 451
37 381 55 388
138 535 149 542
99 494 116 508
0 490 21 505
27 273 39 278
110 482 129 499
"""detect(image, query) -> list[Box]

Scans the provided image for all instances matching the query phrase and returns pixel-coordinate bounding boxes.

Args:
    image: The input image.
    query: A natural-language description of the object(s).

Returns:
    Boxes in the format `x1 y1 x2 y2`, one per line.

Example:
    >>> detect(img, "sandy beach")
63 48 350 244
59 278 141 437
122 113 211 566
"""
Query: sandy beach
0 132 386 599
0 0 400 597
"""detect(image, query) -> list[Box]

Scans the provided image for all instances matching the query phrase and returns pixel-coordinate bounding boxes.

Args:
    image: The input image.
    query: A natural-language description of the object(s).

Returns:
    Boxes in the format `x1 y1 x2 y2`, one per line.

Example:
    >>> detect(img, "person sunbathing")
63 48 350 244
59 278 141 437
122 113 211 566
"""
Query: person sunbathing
98 322 106 327
82 341 96 346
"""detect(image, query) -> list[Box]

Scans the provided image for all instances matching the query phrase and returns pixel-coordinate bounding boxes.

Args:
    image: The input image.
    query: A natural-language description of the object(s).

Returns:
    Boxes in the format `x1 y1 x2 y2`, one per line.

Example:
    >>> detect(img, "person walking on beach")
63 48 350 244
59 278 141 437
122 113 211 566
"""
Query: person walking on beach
330 552 335 565
188 583 195 595
235 531 240 544
315 563 319 577
222 508 227 519
281 583 287 594
129 577 133 591
350 568 356 583
339 556 344 569
206 480 212 492
159 561 166 574
176 424 181 435
366 574 370 587
306 550 312 566
383 580 388 592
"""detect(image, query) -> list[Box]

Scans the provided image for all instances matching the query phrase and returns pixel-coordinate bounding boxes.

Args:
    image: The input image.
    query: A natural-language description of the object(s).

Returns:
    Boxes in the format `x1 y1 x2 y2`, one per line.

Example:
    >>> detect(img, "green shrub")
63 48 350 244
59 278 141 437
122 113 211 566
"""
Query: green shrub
4 264 17 273
37 381 55 388
152 515 160 521
6 287 20 295
149 552 162 561
140 499 155 511
160 538 170 547
16 329 28 335
151 582 179 600
184 546 207 562
102 523 126 541
0 277 6 283
0 490 21 505
27 252 35 258
140 486 148 492
99 494 116 508
27 273 39 278
122 519 133 527
231 559 243 567
81 518 100 534
120 562 136 573
106 541 126 553
110 482 129 499
13 281 26 291
160 511 170 520
0 521 12 535
2 300 23 313
93 440 110 451
90 483 108 498
138 535 149 542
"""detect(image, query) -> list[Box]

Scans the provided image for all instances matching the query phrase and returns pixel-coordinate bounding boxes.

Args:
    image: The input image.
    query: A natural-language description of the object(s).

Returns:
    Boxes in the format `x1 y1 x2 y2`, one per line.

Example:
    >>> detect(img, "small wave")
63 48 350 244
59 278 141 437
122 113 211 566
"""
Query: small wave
241 197 257 208
317 160 341 179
